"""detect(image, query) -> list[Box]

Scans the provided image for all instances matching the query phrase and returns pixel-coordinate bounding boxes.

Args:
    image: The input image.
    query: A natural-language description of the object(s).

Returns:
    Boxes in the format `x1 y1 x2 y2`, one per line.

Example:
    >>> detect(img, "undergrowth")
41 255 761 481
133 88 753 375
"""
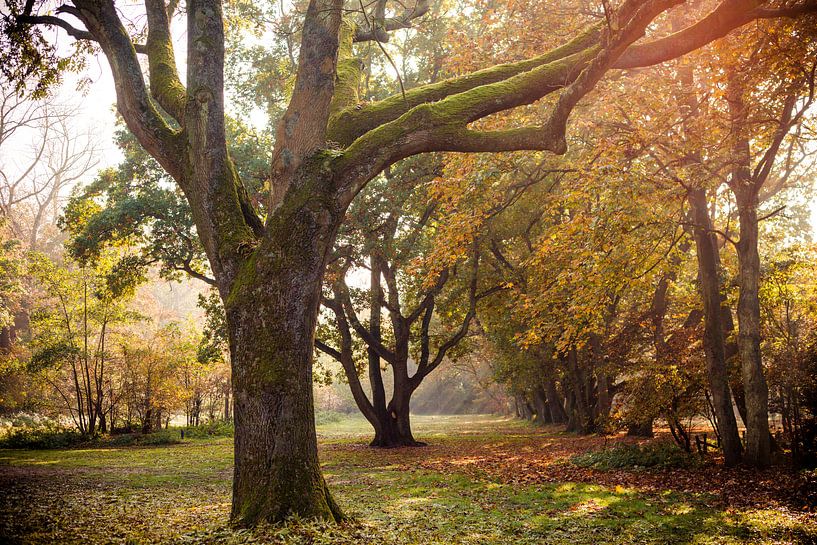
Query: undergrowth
571 441 702 470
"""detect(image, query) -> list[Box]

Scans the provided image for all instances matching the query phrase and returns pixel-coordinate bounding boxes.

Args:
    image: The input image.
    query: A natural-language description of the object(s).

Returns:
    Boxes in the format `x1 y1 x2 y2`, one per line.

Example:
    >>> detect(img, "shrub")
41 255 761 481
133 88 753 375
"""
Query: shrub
0 424 87 449
0 421 183 449
181 421 234 439
314 409 345 426
571 441 701 470
105 430 181 446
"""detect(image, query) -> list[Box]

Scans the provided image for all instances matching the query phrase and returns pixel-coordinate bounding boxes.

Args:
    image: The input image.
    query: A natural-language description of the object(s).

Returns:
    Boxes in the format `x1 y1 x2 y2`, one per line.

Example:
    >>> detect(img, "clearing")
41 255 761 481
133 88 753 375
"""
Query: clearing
0 415 813 544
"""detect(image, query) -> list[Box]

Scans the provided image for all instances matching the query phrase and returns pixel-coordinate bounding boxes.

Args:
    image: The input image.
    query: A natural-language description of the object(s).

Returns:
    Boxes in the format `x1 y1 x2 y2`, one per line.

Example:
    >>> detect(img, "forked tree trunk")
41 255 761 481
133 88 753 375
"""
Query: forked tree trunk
370 391 423 447
226 189 344 526
689 188 743 466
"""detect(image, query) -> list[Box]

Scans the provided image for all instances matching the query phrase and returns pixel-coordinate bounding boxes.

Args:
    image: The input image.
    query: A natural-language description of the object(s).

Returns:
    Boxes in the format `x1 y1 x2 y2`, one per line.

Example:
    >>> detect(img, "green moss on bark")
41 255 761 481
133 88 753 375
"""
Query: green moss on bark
327 23 602 146
329 19 362 118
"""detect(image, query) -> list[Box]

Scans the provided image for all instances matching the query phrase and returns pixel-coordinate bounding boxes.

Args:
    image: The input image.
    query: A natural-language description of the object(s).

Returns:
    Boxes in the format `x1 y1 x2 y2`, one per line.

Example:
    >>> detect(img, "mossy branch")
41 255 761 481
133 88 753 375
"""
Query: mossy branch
326 23 603 147
329 18 362 117
145 0 187 123
71 0 182 179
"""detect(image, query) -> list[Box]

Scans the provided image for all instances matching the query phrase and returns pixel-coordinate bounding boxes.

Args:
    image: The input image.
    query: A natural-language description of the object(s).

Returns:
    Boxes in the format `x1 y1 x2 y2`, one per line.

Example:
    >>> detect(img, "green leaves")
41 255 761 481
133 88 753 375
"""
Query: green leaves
28 341 79 373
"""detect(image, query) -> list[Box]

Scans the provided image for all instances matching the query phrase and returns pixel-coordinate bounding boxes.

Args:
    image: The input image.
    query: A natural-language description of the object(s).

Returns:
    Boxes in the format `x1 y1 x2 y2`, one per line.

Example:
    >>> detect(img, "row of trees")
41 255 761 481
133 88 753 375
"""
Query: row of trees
462 1 817 468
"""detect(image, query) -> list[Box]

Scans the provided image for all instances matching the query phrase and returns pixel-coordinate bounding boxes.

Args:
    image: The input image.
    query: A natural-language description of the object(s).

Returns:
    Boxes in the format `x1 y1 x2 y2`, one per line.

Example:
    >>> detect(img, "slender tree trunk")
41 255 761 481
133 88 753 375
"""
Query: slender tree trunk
224 384 231 421
689 188 742 466
735 198 771 466
589 333 610 421
366 257 393 447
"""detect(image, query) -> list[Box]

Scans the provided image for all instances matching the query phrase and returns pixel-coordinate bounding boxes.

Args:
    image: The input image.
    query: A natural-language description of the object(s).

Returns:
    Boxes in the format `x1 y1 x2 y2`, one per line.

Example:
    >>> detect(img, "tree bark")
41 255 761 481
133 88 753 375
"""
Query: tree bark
532 386 552 425
226 182 344 526
688 188 743 466
545 379 568 424
371 389 423 447
735 197 771 466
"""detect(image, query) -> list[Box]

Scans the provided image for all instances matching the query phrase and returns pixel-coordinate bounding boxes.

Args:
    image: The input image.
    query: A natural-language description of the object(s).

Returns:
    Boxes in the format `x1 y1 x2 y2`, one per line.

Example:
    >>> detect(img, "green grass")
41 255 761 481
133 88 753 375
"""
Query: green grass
0 415 813 544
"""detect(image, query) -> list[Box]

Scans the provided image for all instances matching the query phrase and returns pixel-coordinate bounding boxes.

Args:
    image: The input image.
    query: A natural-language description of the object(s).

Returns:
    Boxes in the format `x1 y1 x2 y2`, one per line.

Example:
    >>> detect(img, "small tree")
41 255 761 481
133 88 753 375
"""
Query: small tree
27 252 137 434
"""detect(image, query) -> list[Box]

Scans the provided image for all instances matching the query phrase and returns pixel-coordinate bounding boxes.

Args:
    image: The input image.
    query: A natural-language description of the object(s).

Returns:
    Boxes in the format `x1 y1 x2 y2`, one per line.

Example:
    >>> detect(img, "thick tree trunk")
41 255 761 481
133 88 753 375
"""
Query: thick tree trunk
589 333 611 421
370 389 423 447
689 188 743 466
226 194 344 526
735 200 771 467
0 327 11 353
518 394 534 421
564 387 579 432
565 349 596 434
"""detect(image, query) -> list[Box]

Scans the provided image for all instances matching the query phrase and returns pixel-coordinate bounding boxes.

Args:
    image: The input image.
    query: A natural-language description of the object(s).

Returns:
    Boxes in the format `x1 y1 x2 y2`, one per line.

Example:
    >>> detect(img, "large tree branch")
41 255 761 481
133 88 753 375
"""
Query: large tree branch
145 0 186 123
16 11 148 53
183 0 262 286
615 0 817 69
334 0 815 163
326 24 602 146
268 0 344 213
70 0 181 179
334 0 681 207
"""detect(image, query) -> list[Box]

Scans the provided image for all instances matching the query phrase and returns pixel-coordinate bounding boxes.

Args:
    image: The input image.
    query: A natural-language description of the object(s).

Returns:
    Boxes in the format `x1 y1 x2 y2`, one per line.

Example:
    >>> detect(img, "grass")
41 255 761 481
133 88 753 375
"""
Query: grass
0 414 814 544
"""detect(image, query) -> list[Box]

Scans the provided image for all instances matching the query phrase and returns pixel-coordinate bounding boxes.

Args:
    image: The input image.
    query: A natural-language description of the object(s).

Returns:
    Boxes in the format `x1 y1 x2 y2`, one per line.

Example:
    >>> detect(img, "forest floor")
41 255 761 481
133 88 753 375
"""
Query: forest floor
0 414 814 544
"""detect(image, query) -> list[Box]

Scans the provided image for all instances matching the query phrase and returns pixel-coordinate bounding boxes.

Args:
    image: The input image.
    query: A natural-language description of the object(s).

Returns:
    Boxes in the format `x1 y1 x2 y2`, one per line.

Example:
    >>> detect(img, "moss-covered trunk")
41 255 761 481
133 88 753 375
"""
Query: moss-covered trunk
226 178 344 526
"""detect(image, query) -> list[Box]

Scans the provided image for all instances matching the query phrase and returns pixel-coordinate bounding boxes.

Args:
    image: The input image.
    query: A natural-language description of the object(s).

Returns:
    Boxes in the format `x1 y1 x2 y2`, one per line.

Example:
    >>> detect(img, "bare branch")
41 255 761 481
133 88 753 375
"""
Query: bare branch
353 0 430 42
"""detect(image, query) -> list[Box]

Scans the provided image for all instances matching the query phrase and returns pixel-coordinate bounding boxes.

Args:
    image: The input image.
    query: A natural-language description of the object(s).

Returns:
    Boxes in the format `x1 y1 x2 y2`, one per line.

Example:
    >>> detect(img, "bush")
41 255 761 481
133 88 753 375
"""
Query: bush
314 409 345 426
181 421 234 439
571 441 701 470
0 425 87 449
105 430 181 447
0 421 182 449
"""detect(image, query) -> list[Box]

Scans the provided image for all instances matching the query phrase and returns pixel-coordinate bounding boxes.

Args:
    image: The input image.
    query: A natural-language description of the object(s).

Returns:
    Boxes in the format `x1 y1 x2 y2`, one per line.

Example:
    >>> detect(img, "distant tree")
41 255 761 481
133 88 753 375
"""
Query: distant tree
316 161 494 446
